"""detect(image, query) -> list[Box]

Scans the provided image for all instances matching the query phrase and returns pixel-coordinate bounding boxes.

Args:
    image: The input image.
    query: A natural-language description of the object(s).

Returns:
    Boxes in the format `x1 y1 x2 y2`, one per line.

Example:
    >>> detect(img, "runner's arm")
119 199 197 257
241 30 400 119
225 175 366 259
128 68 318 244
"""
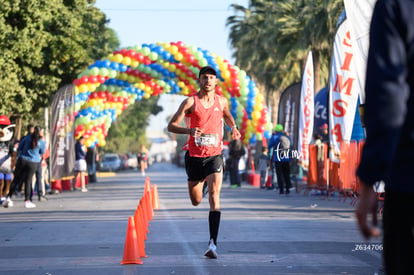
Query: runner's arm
167 97 202 137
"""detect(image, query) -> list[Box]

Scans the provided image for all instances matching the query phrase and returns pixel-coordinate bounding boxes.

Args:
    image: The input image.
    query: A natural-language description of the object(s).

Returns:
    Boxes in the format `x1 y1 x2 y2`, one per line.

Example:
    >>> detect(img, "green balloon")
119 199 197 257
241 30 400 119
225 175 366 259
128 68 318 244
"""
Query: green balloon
99 68 109 77
142 47 150 56
149 52 158 61
108 70 117 78
89 67 100 76
200 58 208 67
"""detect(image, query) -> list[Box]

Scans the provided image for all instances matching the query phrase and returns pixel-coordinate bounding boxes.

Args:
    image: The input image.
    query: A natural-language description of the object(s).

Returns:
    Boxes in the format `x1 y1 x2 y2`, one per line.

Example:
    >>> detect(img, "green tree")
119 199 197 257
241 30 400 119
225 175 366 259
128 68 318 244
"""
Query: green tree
0 0 119 121
103 96 163 153
227 0 343 121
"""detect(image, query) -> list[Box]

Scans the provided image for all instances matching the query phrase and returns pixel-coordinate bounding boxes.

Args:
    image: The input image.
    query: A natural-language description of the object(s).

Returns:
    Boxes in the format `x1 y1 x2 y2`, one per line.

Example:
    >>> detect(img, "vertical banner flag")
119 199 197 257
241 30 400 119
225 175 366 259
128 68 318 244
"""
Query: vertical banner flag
50 84 75 181
328 11 359 162
277 83 301 151
298 52 314 168
343 0 377 103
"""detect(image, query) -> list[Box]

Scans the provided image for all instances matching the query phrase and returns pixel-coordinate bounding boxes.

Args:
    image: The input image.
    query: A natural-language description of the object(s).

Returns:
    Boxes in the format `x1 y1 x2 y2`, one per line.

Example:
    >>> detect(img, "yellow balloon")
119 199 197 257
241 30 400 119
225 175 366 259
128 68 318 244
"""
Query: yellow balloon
170 45 178 55
168 64 177 73
122 56 131 66
131 60 139 67
222 70 231 80
78 84 89 93
143 93 151 99
119 73 128 81
175 52 183 61
127 75 136 83
98 139 106 147
256 93 264 102
114 53 123 63
137 83 145 90
85 140 92 148
254 102 263 111
252 110 261 121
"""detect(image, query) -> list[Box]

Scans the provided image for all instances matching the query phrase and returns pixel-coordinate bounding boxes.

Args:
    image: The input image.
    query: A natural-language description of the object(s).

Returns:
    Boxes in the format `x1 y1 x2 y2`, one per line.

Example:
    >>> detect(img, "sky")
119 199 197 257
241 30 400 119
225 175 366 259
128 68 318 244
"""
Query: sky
95 0 249 136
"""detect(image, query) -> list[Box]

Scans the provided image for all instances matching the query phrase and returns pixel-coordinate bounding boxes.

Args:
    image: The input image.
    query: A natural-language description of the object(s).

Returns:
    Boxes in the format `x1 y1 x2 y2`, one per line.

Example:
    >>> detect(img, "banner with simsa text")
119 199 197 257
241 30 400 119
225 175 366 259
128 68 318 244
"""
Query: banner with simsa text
343 0 377 103
328 11 359 162
298 51 314 168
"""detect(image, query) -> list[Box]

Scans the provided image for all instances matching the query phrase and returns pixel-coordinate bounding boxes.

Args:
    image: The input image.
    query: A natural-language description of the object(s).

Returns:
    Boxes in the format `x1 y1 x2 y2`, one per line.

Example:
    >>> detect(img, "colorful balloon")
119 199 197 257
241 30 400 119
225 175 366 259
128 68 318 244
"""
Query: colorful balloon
73 42 270 148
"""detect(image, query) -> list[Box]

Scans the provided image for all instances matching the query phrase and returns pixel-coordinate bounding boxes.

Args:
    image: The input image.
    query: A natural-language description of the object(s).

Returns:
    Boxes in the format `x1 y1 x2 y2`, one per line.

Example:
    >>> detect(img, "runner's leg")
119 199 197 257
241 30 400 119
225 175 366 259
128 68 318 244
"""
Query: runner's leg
188 180 204 206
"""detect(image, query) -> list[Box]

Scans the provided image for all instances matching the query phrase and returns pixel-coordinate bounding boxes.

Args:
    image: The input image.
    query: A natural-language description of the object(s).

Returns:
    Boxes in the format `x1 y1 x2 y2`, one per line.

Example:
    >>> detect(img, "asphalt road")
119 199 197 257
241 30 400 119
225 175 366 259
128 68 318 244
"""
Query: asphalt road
0 162 383 275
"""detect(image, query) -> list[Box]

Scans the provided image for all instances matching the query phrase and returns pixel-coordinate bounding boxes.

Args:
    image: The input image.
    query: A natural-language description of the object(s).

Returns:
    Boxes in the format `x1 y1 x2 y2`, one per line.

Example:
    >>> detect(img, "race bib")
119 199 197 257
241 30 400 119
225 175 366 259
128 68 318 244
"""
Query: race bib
195 134 219 147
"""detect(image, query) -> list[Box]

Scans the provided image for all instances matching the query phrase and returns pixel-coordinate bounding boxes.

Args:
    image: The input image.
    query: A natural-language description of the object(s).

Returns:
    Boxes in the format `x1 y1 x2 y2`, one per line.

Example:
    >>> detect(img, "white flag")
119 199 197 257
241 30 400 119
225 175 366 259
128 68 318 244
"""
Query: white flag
328 16 359 162
343 0 377 103
298 51 314 168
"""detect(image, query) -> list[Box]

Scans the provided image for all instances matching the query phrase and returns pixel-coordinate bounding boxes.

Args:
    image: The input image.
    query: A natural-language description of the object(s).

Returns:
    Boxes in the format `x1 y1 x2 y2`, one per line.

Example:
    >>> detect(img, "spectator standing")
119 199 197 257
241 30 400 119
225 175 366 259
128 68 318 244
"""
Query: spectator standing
86 147 98 183
356 1 414 274
257 147 270 189
3 126 45 208
268 124 292 195
228 139 245 188
33 128 48 201
73 136 87 192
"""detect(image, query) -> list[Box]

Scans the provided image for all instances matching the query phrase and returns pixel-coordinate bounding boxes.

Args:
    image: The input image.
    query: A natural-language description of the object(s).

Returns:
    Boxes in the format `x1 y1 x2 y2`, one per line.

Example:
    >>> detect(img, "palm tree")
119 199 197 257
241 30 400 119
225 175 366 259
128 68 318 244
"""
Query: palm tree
227 0 343 121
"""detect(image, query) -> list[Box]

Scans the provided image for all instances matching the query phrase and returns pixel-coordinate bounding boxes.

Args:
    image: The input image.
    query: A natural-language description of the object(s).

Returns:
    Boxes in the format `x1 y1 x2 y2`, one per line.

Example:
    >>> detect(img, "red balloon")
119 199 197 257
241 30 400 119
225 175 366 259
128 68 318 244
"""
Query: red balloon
256 124 265 133
231 78 240 87
76 124 85 132
185 54 195 64
73 79 80 85
97 75 106 83
126 49 136 58
98 91 106 99
136 53 144 63
181 47 190 55
79 76 89 84
88 75 98 83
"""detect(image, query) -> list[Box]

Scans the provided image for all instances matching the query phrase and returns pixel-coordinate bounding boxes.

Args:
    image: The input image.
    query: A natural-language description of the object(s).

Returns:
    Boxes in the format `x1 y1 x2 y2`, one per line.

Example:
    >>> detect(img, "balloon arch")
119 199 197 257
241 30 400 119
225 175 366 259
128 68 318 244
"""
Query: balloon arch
72 41 273 148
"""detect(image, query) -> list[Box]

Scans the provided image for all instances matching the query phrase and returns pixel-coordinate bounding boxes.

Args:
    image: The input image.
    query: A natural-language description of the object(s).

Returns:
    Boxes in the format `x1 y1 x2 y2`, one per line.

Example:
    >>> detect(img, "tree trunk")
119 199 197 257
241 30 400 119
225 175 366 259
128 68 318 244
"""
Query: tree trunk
313 51 322 93
14 115 22 140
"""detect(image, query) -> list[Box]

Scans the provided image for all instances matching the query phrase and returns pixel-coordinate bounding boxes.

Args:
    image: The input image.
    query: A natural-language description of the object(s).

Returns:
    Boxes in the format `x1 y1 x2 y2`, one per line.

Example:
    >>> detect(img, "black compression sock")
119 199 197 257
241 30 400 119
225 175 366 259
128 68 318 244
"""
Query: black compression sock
209 210 221 245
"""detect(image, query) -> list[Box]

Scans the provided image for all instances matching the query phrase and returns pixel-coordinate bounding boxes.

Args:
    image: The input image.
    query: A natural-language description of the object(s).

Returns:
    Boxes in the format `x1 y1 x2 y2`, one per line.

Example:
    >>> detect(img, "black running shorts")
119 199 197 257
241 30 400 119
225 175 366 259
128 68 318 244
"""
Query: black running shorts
184 151 224 182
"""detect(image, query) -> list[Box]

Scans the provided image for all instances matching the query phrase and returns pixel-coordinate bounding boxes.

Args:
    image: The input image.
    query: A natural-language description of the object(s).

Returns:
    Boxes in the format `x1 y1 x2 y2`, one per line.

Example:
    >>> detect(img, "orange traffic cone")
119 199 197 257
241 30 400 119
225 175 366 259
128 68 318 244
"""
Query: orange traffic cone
144 177 152 201
139 200 149 235
138 205 148 240
144 192 153 220
151 184 160 210
120 216 143 265
133 211 147 258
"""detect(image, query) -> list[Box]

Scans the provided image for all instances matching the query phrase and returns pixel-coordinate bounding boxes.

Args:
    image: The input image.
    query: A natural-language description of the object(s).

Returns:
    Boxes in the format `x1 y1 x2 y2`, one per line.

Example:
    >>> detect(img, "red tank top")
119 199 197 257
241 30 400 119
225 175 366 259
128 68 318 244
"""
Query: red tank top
186 95 223 157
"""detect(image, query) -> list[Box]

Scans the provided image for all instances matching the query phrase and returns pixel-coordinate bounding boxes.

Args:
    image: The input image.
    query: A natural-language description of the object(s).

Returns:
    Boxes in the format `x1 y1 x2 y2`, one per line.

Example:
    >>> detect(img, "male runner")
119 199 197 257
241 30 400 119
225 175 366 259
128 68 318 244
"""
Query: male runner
168 66 241 258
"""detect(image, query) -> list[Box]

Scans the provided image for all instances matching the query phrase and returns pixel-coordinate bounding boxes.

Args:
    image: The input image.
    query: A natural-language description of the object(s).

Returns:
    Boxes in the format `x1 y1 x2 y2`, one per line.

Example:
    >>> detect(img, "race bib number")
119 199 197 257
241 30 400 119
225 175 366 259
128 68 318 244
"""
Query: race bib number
195 134 219 147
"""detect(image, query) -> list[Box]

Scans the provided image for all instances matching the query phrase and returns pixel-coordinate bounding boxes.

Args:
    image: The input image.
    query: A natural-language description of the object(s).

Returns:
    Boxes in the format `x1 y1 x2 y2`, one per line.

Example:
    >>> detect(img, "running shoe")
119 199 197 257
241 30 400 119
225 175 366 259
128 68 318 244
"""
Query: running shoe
81 188 88 193
204 239 217 259
3 198 13 208
25 201 36 208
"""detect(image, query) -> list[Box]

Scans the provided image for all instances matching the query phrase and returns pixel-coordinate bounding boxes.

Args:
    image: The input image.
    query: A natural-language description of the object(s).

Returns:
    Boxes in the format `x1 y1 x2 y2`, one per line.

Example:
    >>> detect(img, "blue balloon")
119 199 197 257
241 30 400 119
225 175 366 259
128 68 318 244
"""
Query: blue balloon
249 135 257 144
110 62 119 70
119 64 127 72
